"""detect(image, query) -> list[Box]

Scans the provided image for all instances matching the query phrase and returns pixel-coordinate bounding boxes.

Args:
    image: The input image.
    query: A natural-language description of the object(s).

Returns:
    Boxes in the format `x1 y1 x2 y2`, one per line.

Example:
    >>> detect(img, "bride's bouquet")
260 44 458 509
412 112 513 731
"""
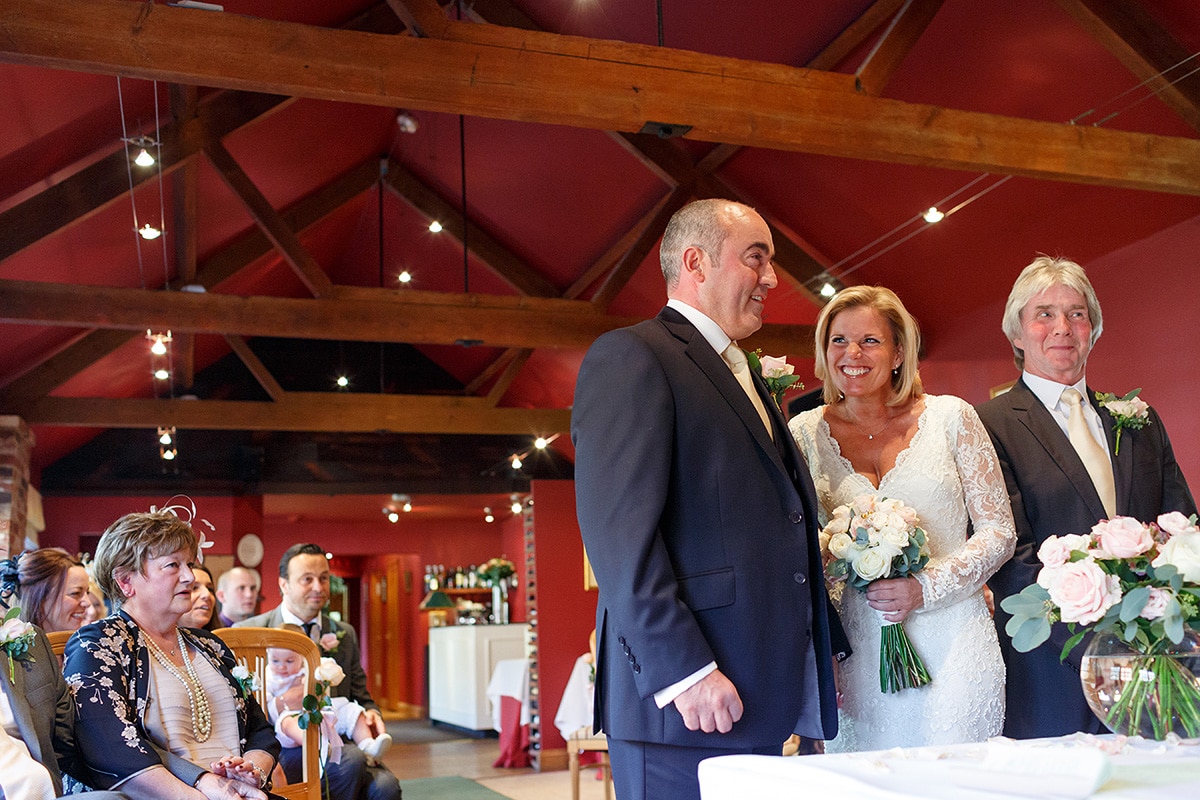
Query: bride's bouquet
821 494 932 693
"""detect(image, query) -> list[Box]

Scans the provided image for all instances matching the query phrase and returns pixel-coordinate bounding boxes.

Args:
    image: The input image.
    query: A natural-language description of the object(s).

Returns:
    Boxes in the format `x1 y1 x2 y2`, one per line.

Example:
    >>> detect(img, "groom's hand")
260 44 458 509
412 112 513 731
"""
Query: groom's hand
674 669 743 733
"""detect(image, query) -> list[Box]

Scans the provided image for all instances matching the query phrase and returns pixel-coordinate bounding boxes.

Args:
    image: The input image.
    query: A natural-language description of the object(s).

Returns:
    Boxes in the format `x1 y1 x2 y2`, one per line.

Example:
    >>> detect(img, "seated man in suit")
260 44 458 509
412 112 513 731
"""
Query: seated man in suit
0 621 125 799
237 544 400 800
977 255 1196 738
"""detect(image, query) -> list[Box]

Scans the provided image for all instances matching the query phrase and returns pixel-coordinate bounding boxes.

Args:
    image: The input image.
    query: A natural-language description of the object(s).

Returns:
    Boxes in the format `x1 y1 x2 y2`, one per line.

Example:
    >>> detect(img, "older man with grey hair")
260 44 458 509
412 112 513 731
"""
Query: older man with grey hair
977 255 1195 738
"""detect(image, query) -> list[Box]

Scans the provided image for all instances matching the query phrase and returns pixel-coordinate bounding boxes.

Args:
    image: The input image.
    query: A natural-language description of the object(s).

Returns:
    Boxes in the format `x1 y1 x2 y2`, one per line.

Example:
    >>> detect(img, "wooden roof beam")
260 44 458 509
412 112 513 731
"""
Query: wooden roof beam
855 0 945 96
383 159 559 298
20 394 573 435
4 0 1200 194
203 141 334 298
1056 0 1200 132
0 279 808 357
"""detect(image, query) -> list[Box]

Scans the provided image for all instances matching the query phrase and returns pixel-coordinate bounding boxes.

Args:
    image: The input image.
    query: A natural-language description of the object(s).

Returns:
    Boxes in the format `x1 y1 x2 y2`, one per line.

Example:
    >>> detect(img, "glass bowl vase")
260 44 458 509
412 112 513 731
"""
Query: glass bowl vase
1079 626 1200 740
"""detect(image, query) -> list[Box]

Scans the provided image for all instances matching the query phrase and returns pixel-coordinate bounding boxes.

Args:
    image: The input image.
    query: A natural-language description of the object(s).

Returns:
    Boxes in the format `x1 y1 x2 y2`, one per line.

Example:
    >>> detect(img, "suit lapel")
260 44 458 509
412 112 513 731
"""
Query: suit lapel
660 309 784 471
1009 380 1109 522
1092 390 1133 514
2 650 45 765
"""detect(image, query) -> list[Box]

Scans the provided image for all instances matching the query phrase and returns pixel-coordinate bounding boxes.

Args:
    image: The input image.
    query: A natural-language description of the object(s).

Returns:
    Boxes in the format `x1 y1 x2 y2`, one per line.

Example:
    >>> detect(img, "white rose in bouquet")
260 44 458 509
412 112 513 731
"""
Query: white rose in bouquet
1152 532 1200 583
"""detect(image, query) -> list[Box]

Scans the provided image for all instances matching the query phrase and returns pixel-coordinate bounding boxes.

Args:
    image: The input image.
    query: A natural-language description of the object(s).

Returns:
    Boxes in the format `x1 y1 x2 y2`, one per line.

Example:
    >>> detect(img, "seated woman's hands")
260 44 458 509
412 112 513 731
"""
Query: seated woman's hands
208 750 273 790
195 771 269 800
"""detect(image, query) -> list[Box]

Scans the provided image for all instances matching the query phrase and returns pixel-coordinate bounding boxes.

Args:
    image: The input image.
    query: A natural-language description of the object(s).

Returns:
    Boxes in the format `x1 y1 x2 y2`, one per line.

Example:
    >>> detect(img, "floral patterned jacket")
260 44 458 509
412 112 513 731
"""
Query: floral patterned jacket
63 610 279 789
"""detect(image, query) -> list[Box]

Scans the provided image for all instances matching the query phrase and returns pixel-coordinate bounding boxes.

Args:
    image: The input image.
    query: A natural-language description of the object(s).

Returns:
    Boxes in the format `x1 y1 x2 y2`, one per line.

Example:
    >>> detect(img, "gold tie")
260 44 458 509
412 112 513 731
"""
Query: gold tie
1062 388 1116 518
722 344 773 439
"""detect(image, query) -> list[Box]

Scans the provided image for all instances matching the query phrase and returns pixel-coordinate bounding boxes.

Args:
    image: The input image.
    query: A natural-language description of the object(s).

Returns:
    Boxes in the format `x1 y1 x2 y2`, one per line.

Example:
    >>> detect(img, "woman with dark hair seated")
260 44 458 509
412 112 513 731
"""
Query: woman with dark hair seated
63 509 283 800
0 547 92 632
180 563 220 632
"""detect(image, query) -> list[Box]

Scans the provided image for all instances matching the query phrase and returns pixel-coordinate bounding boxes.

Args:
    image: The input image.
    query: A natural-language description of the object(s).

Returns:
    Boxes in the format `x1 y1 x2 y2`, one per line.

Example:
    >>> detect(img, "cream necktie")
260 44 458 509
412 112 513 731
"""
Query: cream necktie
722 344 773 439
1062 388 1116 517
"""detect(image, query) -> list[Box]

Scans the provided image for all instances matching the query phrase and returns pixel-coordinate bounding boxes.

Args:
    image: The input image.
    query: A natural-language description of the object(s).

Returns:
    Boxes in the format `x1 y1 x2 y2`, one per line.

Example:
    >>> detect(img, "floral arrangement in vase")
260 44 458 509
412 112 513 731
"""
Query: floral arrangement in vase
821 494 931 692
477 557 515 587
1001 512 1200 739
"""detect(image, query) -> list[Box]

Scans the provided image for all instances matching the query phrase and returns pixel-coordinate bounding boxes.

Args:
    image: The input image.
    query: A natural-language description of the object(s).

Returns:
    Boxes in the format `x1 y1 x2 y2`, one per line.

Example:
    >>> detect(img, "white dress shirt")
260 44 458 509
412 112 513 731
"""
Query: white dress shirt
1022 372 1113 467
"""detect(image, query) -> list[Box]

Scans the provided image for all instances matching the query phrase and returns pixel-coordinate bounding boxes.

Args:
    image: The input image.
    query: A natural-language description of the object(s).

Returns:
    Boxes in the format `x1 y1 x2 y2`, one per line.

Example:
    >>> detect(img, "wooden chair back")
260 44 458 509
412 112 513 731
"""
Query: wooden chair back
215 627 322 800
47 629 72 655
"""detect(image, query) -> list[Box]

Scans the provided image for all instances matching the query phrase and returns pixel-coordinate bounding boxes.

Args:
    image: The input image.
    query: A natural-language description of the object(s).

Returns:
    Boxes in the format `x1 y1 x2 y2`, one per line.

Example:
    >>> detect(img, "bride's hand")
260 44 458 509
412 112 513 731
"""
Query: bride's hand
866 577 924 622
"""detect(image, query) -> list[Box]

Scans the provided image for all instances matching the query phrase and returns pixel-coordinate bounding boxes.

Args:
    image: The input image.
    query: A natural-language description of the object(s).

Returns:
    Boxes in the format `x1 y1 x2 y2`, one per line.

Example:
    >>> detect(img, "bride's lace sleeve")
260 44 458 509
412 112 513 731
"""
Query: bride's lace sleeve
915 398 1017 611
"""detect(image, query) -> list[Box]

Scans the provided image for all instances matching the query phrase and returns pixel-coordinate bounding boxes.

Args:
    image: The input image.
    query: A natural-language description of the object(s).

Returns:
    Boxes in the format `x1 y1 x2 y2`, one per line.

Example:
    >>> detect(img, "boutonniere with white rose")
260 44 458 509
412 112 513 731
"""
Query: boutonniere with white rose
1 607 37 681
319 630 345 655
745 350 803 410
231 665 259 697
1095 388 1150 456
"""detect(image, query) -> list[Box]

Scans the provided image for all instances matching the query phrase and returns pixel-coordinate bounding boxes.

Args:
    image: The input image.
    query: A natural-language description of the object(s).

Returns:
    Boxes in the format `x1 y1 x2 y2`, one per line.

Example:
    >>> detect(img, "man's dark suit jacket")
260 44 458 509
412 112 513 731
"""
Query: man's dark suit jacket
1 628 77 796
572 307 843 751
236 608 376 712
977 378 1196 738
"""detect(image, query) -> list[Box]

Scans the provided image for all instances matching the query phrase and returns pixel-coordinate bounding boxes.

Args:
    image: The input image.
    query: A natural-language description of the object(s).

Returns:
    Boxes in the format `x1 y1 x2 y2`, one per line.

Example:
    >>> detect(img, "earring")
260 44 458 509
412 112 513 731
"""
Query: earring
893 367 900 376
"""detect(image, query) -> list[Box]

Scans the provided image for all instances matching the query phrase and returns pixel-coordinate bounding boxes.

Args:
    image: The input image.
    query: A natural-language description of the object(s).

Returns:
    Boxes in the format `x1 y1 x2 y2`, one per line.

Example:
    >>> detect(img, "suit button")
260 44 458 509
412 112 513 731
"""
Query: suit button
618 636 626 645
793 573 807 584
633 664 641 674
789 510 803 524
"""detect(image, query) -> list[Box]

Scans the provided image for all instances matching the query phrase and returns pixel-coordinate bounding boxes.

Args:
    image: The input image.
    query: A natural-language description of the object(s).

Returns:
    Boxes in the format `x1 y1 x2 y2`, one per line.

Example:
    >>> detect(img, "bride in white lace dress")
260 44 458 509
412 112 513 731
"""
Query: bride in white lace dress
789 286 1016 752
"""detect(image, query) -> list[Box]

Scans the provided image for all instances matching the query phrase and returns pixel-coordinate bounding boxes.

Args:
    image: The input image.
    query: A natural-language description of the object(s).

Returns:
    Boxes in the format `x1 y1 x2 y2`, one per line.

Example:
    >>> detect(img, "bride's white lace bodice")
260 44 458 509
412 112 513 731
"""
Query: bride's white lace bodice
791 394 1017 751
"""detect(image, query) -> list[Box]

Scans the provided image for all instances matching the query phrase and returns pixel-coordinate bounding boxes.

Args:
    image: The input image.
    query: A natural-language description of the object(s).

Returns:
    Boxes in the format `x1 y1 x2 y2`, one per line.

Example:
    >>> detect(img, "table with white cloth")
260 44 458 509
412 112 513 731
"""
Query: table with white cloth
486 658 531 768
698 735 1200 800
554 654 595 740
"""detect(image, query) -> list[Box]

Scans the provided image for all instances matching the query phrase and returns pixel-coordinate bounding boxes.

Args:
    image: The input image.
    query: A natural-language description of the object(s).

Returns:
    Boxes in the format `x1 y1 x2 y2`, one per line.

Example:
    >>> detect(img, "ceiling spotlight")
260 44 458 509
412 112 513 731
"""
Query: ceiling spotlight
820 282 837 298
134 147 156 167
154 368 171 381
158 426 175 446
146 330 172 355
510 455 523 470
922 207 945 224
428 220 443 233
511 499 523 514
484 507 495 523
325 552 334 560
387 510 400 523
335 375 350 389
138 223 162 240
403 501 412 513
396 111 419 134
161 447 177 461
534 437 548 450
397 270 412 284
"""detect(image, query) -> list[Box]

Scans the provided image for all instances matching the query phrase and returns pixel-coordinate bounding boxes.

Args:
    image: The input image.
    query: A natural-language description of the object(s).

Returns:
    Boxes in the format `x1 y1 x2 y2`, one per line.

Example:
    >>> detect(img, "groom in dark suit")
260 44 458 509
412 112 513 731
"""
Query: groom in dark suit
977 256 1195 739
573 199 844 800
237 544 400 800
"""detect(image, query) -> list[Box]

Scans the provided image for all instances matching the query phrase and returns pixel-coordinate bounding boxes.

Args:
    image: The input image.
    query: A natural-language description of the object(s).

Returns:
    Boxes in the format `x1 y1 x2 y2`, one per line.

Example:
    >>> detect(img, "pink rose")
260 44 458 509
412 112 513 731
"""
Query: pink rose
759 355 794 380
320 633 340 652
1037 534 1091 568
1038 560 1121 625
1157 512 1199 538
1139 587 1171 621
1091 517 1155 559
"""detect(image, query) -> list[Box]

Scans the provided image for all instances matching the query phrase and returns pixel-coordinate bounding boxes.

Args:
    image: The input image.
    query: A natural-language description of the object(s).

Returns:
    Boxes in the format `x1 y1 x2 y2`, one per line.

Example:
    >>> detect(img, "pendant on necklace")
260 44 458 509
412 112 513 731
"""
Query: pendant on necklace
868 434 873 440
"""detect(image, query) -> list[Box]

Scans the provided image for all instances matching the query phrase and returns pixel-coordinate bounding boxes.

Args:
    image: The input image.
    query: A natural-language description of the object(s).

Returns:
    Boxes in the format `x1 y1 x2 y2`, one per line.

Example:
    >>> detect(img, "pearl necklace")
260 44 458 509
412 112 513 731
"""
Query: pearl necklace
143 628 212 742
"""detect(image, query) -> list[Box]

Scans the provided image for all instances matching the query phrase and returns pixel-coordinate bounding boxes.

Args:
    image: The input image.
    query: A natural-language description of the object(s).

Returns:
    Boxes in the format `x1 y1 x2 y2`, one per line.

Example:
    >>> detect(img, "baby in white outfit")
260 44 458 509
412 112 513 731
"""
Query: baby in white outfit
264 646 392 762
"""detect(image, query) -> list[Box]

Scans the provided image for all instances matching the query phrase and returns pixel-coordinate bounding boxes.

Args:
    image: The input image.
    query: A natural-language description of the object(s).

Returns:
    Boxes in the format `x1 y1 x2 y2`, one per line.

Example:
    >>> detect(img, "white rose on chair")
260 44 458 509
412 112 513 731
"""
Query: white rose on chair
314 657 346 687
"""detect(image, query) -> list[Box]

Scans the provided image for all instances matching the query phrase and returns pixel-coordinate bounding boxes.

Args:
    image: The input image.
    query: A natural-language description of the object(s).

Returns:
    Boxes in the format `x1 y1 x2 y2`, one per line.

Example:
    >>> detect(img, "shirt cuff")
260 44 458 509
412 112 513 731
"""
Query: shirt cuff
653 662 717 708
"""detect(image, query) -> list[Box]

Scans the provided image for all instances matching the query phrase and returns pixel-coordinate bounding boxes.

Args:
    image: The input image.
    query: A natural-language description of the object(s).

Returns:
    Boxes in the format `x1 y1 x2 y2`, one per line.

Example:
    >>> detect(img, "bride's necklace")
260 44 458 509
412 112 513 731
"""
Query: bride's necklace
142 627 212 742
846 409 894 440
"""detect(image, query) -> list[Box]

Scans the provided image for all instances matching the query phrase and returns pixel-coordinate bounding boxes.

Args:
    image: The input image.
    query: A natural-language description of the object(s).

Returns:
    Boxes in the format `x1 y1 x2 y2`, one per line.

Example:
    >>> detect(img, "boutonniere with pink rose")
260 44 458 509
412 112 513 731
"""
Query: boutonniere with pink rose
744 350 803 410
1000 512 1200 739
1095 388 1150 455
1 607 37 681
319 629 346 655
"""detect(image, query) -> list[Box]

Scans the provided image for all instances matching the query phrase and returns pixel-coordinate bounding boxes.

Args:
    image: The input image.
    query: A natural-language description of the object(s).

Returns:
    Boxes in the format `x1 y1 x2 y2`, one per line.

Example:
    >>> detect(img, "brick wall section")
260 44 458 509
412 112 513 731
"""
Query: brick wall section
0 416 34 561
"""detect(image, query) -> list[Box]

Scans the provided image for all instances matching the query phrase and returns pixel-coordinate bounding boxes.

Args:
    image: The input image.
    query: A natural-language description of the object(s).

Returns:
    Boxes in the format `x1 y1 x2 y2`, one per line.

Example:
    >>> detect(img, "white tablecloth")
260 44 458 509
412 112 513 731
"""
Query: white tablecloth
699 736 1200 800
554 654 595 740
485 658 531 732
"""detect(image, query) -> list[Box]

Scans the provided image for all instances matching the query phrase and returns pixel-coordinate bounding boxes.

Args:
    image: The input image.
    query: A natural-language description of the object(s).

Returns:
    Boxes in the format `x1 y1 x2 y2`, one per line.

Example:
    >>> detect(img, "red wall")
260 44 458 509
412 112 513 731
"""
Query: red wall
528 479 597 752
